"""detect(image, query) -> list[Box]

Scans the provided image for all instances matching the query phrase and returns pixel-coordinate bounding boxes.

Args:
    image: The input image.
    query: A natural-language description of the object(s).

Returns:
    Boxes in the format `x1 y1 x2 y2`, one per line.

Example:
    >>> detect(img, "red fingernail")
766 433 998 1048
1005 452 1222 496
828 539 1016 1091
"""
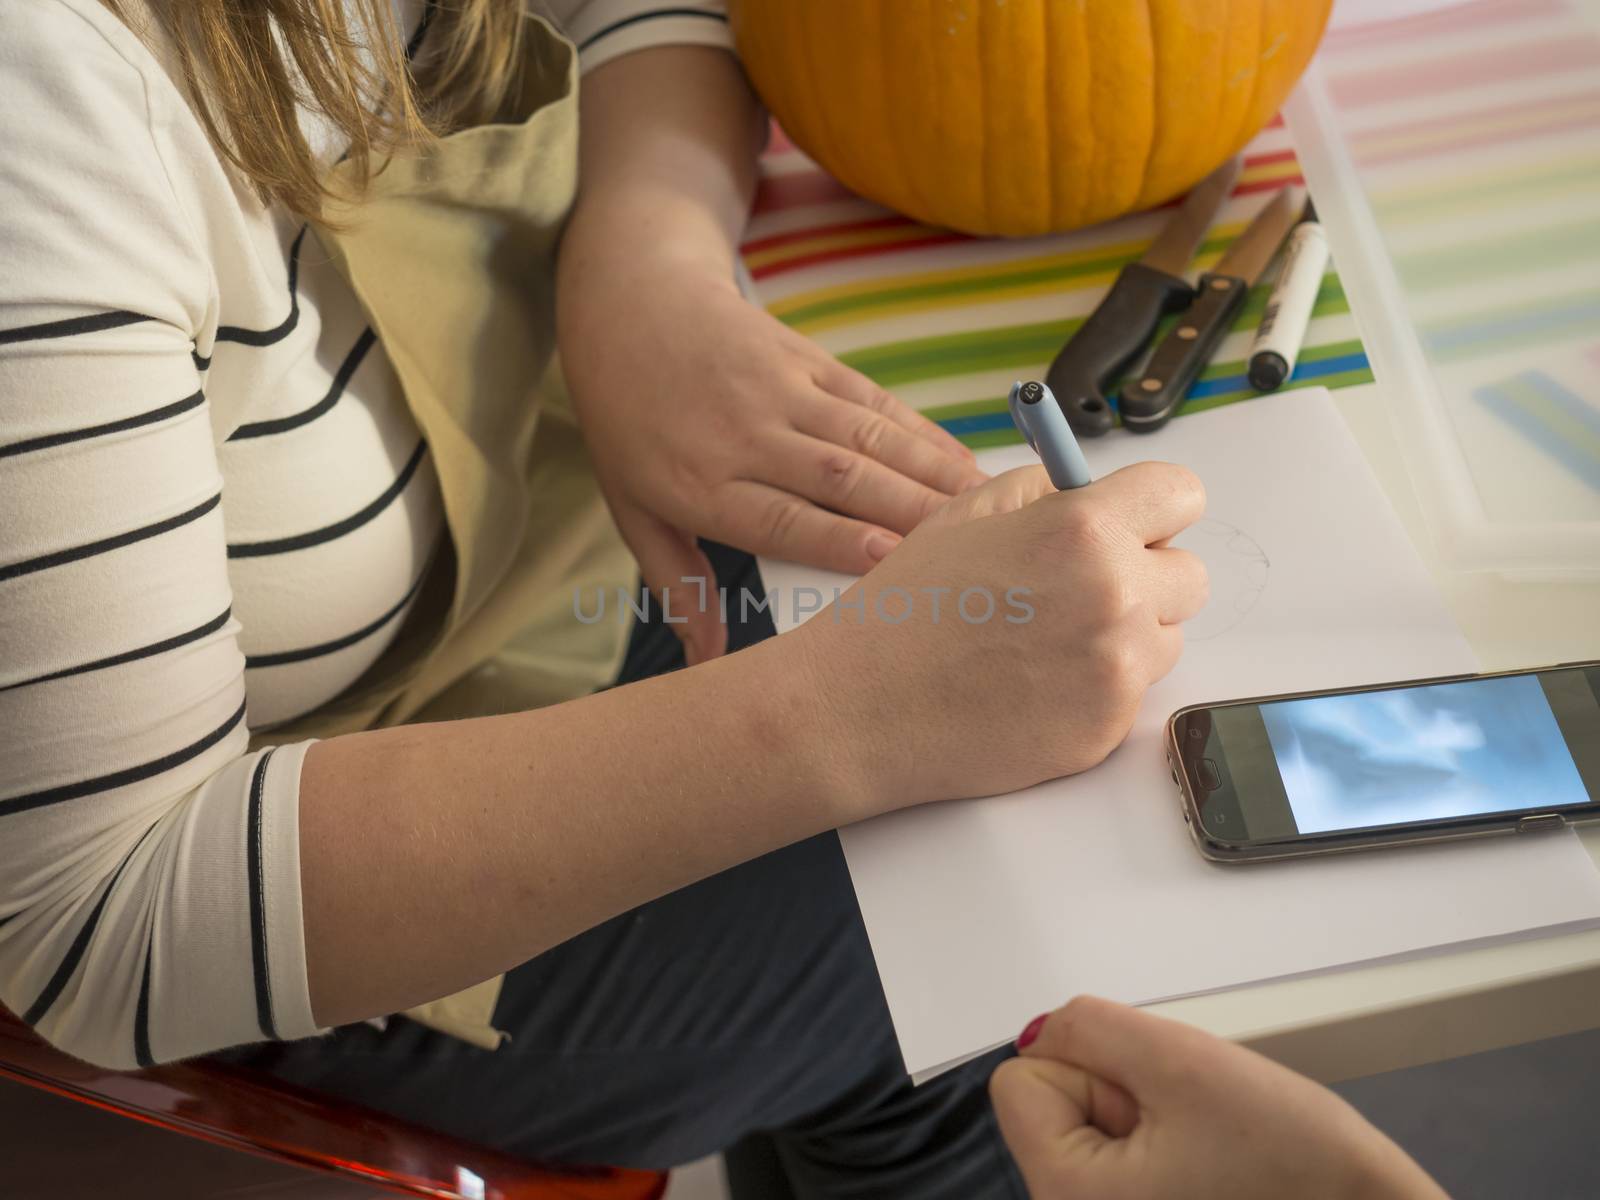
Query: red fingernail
1016 1013 1048 1050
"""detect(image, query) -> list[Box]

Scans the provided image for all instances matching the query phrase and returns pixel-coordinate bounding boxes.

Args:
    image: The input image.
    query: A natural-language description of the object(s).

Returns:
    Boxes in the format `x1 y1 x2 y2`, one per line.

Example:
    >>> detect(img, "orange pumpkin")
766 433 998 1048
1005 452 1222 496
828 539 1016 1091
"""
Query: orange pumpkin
729 0 1332 236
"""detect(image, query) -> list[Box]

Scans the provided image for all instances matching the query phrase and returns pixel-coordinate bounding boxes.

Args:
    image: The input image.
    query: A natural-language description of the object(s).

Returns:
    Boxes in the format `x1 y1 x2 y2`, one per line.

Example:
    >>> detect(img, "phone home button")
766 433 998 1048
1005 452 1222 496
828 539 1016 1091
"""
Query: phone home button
1517 813 1566 834
1197 758 1222 790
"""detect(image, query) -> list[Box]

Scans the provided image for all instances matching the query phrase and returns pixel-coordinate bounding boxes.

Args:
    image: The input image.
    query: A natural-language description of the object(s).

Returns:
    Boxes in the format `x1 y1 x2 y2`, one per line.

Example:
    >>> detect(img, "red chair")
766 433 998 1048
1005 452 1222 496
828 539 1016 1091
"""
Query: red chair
0 1006 667 1200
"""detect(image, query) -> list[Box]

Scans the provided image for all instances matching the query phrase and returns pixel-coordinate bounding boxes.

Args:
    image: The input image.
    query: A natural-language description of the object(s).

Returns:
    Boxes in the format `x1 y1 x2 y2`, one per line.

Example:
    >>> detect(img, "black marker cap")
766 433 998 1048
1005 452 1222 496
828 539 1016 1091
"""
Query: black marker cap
1018 380 1046 405
1248 351 1289 392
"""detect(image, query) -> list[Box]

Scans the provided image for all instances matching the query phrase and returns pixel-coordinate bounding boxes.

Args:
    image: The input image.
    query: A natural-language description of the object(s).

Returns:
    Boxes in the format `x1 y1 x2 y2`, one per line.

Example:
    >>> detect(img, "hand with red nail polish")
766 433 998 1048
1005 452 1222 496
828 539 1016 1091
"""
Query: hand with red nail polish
991 997 1449 1200
1015 1013 1047 1050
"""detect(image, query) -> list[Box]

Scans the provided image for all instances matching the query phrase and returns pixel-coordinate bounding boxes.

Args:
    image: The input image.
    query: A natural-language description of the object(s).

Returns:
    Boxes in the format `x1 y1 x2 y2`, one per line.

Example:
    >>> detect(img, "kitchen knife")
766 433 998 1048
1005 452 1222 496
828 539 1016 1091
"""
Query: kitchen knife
1043 157 1241 437
1119 186 1304 434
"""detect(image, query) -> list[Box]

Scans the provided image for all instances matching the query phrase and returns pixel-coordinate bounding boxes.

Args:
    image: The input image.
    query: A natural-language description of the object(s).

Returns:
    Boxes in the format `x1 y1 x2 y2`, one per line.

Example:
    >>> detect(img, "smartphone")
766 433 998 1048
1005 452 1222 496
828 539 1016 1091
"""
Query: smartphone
1167 661 1600 863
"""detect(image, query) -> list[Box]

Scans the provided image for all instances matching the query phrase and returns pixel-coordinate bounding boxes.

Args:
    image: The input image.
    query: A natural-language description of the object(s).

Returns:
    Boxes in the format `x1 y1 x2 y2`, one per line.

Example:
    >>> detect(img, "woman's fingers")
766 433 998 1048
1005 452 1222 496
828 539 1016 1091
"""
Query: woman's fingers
809 362 987 476
1146 622 1186 687
1018 996 1207 1100
1087 461 1207 547
766 431 954 536
713 479 900 575
989 1058 1104 1182
612 502 726 665
794 392 989 501
1146 546 1210 626
928 464 1054 528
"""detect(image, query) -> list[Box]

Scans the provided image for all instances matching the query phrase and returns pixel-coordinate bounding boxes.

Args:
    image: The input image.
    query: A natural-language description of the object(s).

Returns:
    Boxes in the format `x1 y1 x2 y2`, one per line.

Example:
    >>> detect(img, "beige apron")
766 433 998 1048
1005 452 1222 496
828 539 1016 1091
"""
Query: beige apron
257 16 636 1049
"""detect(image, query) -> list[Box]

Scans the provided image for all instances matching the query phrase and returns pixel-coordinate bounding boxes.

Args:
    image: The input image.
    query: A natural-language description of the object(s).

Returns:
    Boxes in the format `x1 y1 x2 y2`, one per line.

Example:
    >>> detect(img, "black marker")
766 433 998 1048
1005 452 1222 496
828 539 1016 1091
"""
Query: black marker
1247 201 1328 393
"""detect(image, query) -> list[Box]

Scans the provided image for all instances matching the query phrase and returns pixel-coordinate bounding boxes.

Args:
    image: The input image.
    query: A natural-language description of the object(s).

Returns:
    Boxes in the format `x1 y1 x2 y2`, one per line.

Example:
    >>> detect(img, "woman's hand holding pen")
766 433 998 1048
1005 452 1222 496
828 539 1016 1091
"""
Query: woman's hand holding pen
792 461 1211 816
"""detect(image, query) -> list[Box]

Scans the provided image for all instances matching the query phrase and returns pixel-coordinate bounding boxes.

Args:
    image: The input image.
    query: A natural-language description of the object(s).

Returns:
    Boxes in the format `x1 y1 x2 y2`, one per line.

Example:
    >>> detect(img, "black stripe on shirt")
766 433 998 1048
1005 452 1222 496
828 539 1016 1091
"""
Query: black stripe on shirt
21 824 158 1028
228 329 376 441
226 439 427 558
0 310 151 347
0 391 205 462
134 946 155 1068
577 7 727 52
0 493 221 584
0 698 247 819
0 607 233 695
192 348 212 372
212 226 307 348
247 750 279 1040
246 569 427 669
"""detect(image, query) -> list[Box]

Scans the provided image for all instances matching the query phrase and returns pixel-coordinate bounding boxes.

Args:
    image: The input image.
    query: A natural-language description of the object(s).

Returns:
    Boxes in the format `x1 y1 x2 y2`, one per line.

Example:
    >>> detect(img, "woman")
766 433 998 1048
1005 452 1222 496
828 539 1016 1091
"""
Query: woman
0 1 1207 1195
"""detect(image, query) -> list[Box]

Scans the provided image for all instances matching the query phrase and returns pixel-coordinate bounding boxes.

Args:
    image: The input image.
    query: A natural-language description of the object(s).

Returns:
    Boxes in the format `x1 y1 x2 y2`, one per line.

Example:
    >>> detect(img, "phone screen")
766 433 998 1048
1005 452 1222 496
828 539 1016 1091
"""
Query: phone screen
1184 665 1600 845
1261 674 1591 833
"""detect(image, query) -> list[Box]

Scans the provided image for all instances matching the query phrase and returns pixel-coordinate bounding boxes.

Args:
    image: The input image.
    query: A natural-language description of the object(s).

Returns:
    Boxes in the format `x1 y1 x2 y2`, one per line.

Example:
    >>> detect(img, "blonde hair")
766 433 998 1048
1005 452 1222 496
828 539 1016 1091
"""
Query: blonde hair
105 1 525 222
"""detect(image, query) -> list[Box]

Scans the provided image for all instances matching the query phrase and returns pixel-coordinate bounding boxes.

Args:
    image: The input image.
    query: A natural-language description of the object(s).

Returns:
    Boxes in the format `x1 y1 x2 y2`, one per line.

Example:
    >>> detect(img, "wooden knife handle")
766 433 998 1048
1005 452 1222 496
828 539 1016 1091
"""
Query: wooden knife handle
1119 273 1249 433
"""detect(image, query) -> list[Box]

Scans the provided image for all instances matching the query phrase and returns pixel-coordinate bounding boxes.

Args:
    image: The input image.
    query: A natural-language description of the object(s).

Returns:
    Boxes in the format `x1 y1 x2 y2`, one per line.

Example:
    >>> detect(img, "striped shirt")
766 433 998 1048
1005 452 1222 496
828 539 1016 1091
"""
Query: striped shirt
0 0 731 1069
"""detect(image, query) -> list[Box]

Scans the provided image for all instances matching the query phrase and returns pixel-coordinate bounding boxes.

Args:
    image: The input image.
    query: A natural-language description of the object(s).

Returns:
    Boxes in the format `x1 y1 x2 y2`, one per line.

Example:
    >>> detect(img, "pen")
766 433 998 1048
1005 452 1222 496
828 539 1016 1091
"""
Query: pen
1008 380 1093 490
1247 200 1328 392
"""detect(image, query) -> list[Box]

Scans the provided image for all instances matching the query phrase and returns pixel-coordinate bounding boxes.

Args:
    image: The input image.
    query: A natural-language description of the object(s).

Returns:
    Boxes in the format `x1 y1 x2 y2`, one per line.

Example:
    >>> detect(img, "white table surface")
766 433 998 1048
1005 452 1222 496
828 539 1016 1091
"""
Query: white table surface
1148 386 1600 1082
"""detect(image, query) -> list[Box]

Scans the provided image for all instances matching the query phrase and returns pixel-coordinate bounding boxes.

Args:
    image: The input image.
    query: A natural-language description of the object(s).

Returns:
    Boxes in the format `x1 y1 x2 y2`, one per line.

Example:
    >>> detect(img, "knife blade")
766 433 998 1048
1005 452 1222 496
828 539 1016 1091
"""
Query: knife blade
1043 157 1242 437
1119 186 1304 434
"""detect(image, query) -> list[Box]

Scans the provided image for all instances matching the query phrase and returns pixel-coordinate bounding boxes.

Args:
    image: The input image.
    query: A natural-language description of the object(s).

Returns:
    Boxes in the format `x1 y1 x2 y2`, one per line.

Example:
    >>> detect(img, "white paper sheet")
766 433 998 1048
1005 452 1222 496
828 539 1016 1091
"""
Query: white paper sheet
760 390 1600 1079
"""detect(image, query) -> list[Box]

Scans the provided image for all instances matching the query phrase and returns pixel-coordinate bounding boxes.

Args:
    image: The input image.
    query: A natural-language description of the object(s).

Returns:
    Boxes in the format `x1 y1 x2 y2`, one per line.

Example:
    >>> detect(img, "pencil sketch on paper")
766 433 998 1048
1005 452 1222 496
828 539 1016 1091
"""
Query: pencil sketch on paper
1174 518 1270 641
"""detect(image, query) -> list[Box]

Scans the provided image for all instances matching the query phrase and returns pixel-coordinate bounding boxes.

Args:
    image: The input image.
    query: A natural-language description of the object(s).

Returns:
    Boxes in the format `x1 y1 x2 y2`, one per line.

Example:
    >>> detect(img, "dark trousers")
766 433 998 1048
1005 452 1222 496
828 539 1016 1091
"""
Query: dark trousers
225 545 1024 1199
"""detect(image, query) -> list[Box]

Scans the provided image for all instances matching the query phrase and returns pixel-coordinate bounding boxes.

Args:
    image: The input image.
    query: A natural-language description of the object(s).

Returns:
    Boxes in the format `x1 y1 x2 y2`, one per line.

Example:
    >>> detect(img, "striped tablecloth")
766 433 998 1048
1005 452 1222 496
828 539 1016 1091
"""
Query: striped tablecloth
1316 0 1600 504
740 116 1373 450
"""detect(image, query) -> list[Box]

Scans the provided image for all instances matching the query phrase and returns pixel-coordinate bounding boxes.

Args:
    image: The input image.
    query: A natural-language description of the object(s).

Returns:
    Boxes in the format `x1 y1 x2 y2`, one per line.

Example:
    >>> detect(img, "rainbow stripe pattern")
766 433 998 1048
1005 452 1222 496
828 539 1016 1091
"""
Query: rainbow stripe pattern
1318 0 1600 368
740 117 1373 449
1313 0 1600 526
1474 370 1600 491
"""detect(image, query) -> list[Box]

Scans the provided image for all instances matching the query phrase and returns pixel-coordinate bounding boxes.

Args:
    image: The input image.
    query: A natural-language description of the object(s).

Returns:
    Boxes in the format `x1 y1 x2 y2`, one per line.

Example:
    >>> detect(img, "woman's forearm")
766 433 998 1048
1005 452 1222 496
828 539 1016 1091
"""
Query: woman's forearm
298 631 860 1028
559 44 766 289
